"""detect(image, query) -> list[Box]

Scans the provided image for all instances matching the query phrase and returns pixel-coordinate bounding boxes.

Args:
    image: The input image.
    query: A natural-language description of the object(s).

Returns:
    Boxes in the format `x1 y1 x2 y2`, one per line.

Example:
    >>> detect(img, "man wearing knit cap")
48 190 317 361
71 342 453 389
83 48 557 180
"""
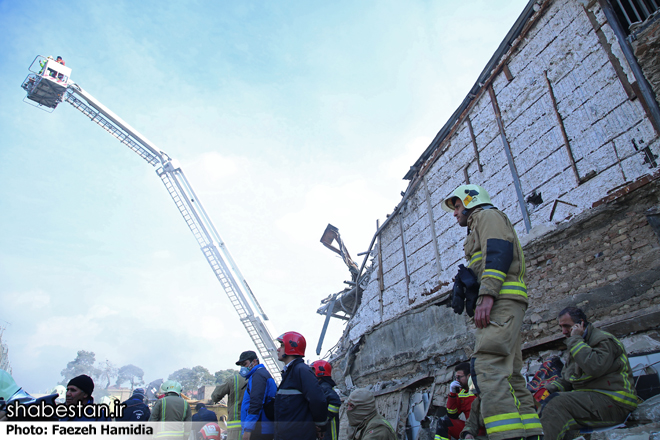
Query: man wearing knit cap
345 388 395 440
61 374 110 421
66 374 95 406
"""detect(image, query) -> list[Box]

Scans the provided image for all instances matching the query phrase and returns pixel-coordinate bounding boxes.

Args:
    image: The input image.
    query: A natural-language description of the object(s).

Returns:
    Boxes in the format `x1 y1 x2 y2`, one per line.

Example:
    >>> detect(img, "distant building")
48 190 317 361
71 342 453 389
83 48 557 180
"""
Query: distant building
197 386 218 403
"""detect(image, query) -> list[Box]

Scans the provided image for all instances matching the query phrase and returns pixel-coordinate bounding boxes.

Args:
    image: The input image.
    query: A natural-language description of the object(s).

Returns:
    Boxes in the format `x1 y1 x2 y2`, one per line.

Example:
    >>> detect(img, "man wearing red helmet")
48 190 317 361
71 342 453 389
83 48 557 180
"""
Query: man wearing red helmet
311 360 341 440
274 331 328 440
199 422 224 440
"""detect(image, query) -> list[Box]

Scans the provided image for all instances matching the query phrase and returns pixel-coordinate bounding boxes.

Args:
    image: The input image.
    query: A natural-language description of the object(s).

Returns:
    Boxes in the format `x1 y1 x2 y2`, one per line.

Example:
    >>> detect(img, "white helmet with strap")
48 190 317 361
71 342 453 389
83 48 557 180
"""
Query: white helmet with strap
160 380 182 395
441 184 492 212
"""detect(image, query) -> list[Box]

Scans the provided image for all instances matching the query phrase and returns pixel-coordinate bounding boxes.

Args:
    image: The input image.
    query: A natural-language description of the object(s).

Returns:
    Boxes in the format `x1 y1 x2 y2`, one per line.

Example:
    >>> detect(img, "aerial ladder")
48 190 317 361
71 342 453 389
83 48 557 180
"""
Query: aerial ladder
21 56 283 381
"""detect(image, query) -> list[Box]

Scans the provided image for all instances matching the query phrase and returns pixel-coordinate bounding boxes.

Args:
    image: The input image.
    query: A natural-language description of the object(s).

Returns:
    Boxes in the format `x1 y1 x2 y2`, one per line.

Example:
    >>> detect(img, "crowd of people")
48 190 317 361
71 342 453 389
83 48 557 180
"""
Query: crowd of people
0 184 640 440
0 331 392 440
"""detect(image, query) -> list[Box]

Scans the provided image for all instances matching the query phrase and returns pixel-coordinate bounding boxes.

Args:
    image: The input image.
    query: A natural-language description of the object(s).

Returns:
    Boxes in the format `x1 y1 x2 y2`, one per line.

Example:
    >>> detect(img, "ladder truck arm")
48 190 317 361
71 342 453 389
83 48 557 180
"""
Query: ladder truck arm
21 57 283 381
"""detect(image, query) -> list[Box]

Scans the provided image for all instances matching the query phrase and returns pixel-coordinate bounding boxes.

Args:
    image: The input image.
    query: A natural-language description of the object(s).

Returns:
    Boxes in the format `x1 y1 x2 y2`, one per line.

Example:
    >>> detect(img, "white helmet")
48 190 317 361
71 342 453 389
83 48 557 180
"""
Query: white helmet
441 185 492 212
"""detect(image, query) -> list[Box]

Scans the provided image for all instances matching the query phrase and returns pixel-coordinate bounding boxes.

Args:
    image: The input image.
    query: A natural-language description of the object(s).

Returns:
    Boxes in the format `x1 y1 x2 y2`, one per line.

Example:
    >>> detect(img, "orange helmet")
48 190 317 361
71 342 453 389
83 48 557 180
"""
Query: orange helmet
311 360 332 377
199 423 222 440
276 332 306 356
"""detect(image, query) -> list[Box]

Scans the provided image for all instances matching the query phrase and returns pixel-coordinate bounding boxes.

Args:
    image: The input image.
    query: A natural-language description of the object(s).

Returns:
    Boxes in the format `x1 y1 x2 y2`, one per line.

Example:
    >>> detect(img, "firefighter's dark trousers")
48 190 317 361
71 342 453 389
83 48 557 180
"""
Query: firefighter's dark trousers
472 299 543 440
540 391 631 440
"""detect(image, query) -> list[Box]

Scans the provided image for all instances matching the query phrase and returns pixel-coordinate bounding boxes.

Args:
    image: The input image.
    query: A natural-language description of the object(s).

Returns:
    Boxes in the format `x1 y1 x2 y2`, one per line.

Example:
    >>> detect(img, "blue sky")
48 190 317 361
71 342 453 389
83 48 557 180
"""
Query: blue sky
0 0 529 393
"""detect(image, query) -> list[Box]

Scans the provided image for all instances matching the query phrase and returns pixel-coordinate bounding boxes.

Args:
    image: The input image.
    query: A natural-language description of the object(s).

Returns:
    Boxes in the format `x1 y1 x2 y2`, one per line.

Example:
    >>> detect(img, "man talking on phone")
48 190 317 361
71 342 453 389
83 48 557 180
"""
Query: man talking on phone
540 307 638 440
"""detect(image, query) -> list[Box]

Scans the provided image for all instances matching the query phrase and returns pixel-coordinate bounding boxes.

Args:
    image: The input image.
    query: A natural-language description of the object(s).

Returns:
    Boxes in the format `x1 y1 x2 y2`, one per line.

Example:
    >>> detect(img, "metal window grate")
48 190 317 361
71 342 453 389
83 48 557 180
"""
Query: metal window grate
612 0 660 33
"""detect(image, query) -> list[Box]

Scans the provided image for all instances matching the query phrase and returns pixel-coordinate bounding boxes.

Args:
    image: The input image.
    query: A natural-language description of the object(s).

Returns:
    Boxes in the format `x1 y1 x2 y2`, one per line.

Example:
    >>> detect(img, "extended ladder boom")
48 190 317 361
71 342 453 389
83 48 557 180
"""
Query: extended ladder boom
23 66 283 380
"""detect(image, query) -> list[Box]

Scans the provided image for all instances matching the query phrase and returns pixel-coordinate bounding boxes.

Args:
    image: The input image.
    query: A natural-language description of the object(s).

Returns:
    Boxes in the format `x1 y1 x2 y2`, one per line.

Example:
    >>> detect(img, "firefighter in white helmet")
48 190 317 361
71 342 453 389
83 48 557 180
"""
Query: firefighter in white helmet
442 185 543 440
149 380 192 439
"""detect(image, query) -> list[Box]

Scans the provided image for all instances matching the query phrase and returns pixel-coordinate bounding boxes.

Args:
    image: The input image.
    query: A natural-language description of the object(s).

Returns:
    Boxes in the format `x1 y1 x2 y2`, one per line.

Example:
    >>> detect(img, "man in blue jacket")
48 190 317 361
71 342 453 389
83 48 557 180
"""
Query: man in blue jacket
193 403 219 423
116 388 151 421
237 351 277 440
274 332 328 440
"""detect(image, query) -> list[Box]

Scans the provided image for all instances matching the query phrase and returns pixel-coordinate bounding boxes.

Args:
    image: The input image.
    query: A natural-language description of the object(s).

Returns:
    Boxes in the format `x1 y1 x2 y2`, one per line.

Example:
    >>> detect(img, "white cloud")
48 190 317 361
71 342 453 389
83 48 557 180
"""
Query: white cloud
1 289 51 308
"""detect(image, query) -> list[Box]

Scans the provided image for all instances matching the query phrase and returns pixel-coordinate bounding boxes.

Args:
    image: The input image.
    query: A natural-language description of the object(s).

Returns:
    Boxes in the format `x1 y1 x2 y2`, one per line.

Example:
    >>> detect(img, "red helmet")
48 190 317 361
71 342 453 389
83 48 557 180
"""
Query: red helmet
199 423 222 440
311 360 332 377
276 331 306 356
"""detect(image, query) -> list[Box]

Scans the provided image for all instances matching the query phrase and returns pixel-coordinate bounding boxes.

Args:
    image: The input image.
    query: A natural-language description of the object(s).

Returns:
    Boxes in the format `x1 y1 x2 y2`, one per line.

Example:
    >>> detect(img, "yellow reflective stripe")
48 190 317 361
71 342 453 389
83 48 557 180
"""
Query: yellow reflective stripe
468 252 482 267
570 341 589 356
500 282 527 297
483 269 506 281
508 375 521 410
331 419 337 440
551 380 565 391
328 404 340 413
446 408 458 414
458 390 475 398
559 418 580 439
233 373 240 419
383 419 395 434
435 436 449 440
226 420 242 429
161 399 166 422
577 389 638 407
484 412 525 434
521 413 542 429
517 239 525 284
614 340 637 399
569 374 593 382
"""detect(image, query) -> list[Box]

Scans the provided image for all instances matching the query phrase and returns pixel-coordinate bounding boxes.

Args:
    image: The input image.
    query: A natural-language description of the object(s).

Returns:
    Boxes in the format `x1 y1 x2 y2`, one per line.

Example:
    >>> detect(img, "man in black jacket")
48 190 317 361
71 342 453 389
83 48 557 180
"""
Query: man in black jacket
116 388 151 421
274 332 327 440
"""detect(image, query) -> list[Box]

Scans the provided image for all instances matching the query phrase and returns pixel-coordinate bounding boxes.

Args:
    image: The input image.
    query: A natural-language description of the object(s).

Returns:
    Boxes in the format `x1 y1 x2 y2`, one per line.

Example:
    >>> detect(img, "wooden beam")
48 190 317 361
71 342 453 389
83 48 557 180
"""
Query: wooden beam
544 70 581 186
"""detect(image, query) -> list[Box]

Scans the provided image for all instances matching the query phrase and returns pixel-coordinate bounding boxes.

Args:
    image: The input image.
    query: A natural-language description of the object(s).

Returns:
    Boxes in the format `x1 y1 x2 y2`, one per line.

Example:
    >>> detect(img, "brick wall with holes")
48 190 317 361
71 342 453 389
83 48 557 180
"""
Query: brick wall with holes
522 187 660 341
343 0 660 347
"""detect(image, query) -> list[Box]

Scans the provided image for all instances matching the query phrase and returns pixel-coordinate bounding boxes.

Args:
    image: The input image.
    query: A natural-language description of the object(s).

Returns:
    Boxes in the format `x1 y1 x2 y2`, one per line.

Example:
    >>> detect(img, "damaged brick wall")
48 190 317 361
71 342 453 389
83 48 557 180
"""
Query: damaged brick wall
523 180 660 342
632 14 660 104
329 0 660 438
343 0 659 347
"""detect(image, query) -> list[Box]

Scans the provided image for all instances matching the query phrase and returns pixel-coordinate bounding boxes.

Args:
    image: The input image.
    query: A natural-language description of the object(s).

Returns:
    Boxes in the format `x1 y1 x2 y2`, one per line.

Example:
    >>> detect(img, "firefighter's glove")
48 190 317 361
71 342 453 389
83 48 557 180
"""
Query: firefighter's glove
449 380 461 394
452 264 480 317
452 272 466 315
